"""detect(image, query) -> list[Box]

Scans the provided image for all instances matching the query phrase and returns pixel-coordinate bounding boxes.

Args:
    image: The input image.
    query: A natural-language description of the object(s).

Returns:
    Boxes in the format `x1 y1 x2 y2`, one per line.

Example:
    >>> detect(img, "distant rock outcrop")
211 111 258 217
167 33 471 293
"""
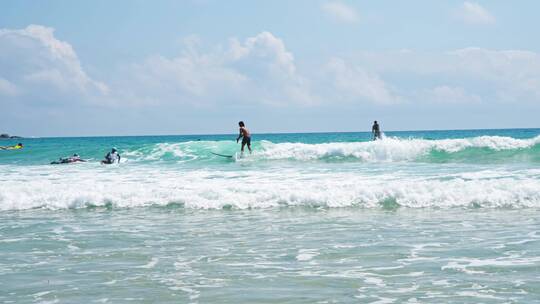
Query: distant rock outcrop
0 133 22 139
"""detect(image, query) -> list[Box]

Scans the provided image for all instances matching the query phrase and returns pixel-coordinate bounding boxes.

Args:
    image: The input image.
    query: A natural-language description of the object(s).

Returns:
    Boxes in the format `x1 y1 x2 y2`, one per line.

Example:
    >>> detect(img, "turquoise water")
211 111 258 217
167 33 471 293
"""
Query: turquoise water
1 129 540 302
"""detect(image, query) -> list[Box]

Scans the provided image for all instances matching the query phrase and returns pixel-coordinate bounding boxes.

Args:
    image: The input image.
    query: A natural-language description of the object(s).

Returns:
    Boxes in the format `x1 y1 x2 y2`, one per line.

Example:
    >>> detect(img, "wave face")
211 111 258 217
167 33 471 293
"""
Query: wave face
118 135 540 164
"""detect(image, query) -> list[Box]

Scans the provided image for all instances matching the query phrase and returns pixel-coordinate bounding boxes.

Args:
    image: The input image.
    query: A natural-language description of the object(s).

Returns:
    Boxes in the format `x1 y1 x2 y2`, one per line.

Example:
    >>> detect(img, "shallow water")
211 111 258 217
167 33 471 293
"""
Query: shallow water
1 208 539 303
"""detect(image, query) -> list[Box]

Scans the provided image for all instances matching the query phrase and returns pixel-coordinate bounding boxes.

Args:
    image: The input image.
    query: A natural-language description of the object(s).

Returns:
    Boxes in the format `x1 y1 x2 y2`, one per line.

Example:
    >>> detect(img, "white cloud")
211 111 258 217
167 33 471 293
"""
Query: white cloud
228 32 314 105
127 31 315 107
456 2 495 25
0 77 18 96
449 48 540 101
3 24 540 135
0 25 108 105
128 51 247 104
340 48 540 105
420 85 482 104
0 26 315 109
114 43 540 108
325 57 399 104
321 1 359 24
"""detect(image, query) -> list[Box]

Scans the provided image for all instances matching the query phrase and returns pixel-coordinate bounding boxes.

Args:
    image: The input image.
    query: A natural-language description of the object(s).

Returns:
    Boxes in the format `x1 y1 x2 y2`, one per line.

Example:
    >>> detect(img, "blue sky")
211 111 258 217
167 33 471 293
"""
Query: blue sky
1 0 539 136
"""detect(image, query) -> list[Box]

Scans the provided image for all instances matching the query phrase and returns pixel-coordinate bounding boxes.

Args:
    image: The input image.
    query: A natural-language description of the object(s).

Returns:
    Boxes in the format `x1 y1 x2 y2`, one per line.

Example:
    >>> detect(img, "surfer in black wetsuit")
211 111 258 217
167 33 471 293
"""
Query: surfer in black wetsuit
372 121 382 140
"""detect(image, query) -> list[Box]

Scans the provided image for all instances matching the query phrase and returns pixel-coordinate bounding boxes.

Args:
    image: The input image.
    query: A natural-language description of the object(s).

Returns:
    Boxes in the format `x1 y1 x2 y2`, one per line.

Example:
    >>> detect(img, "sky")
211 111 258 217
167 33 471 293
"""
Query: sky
1 0 539 137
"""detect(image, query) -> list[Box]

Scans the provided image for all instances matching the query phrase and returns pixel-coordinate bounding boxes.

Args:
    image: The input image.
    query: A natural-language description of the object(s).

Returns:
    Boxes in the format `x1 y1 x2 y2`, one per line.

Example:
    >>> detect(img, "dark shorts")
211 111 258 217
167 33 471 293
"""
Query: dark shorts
242 136 251 146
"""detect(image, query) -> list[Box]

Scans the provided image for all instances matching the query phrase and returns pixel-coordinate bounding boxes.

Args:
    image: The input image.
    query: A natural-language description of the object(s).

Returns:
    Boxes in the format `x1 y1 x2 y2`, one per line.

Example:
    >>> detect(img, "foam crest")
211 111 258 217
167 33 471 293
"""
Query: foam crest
1 166 539 211
254 135 540 162
123 141 241 162
257 139 427 162
123 142 195 161
112 136 540 164
431 135 540 152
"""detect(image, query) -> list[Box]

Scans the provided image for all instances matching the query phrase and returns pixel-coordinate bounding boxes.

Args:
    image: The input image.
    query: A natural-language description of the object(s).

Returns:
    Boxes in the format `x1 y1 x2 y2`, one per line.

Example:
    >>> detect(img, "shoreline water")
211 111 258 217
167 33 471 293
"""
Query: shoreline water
1 207 539 303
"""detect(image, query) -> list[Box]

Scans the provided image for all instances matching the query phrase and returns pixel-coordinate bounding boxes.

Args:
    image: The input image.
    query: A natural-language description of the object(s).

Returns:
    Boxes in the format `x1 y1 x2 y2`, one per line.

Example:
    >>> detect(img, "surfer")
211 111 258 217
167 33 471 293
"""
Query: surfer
372 121 382 140
0 143 23 150
51 154 86 164
236 121 252 154
101 148 121 164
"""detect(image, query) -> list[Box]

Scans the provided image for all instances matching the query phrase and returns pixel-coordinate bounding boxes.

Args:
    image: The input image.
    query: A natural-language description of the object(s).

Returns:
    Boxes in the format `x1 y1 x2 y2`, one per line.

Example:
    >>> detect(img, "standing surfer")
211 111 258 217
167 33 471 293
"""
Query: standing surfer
236 121 252 154
372 121 382 140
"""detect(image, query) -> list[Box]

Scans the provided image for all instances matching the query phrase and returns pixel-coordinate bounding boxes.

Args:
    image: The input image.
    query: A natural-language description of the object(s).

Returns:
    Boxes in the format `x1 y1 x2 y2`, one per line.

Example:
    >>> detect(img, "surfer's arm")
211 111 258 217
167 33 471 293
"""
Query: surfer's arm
236 129 243 143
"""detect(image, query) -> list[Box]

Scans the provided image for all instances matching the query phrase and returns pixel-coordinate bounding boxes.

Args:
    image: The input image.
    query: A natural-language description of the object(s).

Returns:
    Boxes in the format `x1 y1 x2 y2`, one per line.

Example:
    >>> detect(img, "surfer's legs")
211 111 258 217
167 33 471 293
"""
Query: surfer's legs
242 137 252 153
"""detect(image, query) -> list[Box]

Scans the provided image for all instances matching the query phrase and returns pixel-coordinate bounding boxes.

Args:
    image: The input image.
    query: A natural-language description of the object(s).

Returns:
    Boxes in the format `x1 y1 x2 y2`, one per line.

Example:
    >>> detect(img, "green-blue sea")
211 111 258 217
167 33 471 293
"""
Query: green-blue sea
1 129 540 303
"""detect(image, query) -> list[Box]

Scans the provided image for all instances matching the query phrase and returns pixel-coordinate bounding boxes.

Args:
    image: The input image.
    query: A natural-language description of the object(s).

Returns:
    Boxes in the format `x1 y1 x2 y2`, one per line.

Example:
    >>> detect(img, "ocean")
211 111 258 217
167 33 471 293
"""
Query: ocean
1 129 539 303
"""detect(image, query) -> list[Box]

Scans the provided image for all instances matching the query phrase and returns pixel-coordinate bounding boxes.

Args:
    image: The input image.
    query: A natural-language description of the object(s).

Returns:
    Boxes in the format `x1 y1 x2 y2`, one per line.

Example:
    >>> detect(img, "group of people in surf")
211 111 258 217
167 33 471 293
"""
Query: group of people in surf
234 120 382 154
49 121 253 164
49 148 121 165
3 120 381 163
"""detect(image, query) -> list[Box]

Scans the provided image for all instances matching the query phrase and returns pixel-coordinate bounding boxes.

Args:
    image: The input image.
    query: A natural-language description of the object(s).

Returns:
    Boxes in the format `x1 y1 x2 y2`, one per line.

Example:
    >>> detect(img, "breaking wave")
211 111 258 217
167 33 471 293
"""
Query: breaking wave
122 135 540 163
1 166 539 211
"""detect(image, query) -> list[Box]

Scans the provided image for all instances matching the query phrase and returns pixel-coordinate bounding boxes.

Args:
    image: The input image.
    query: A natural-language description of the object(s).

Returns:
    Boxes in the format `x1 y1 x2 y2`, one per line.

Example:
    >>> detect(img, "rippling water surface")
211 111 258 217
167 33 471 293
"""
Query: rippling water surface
1 208 539 303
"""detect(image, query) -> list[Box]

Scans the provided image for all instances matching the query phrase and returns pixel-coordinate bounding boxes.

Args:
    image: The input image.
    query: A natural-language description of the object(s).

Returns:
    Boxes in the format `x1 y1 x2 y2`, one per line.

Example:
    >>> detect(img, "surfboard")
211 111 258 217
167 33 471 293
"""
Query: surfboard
211 152 234 158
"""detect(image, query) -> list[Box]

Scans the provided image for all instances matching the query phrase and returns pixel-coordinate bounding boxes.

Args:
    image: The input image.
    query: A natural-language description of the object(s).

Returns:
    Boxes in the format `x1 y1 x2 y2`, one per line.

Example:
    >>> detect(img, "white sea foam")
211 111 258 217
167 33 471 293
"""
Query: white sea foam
138 257 159 269
120 135 540 163
296 249 319 261
254 135 540 162
1 164 539 211
123 142 197 161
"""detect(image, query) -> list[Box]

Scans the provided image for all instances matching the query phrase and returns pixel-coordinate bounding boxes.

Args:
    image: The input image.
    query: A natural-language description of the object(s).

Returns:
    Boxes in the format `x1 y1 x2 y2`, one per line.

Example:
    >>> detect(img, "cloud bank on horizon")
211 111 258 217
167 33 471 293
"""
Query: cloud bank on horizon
0 1 539 136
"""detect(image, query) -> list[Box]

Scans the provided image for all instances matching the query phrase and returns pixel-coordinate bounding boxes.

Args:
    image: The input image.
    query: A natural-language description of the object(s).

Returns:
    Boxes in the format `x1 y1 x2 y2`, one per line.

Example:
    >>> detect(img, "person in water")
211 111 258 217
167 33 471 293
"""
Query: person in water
0 143 23 150
101 148 121 164
372 121 382 140
236 121 252 154
51 154 86 164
